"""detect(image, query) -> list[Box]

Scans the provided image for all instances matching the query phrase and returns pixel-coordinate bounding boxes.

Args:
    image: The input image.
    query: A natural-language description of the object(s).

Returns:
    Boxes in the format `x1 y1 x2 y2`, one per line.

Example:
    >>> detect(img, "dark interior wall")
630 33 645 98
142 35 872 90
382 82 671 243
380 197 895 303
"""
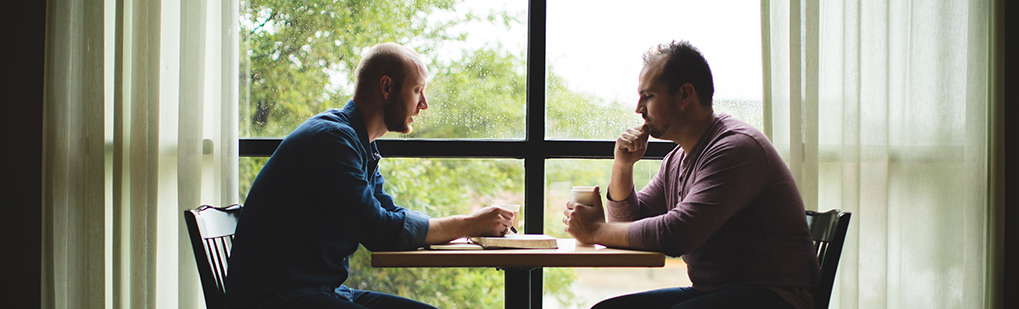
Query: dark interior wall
1 1 45 308
1004 1 1016 308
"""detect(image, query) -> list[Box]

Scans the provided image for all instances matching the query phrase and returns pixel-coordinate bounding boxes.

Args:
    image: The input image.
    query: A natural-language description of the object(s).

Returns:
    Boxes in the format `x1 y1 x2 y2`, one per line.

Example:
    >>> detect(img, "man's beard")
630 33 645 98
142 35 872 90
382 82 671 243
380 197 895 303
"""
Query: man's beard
643 113 665 138
383 94 412 134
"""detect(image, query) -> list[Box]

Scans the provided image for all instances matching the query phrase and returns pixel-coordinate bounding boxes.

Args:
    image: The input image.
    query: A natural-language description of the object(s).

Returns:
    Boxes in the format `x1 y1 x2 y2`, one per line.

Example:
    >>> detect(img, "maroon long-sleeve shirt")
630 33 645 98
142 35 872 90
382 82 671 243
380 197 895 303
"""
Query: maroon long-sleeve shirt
607 114 820 309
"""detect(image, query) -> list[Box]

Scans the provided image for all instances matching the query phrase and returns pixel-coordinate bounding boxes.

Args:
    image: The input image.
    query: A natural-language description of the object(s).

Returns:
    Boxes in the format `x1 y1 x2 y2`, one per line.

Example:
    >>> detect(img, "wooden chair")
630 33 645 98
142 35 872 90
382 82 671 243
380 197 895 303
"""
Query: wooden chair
806 209 851 309
185 204 243 309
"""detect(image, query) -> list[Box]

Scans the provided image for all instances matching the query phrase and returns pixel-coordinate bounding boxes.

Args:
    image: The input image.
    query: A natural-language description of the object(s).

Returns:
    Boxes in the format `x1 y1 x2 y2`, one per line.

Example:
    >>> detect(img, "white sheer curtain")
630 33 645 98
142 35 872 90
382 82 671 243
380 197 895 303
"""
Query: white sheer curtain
42 0 239 308
763 0 993 308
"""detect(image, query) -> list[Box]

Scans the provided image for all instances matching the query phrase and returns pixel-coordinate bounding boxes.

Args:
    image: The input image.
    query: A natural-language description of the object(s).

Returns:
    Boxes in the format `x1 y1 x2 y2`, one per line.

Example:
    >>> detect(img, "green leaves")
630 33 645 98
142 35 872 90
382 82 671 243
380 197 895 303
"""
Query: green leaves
242 0 464 138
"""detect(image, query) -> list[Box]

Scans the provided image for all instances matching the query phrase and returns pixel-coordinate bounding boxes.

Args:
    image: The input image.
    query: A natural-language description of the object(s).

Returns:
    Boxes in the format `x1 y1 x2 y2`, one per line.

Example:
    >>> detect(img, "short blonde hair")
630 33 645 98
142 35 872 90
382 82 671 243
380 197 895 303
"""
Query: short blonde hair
353 43 423 95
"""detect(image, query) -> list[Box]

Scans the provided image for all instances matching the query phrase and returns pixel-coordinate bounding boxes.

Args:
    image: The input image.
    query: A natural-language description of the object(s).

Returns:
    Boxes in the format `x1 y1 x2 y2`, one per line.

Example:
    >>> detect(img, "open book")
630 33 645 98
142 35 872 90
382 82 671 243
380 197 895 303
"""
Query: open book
428 234 558 250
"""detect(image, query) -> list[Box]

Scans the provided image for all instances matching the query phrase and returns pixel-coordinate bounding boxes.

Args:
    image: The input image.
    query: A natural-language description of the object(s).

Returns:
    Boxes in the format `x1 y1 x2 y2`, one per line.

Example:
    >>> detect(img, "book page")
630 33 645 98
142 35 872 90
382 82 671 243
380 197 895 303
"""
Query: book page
426 237 484 250
469 234 558 249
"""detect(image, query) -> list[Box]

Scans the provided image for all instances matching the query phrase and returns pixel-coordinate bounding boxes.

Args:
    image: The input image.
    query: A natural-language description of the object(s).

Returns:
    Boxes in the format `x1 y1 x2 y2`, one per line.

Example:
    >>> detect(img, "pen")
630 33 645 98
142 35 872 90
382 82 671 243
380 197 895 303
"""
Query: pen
510 226 518 234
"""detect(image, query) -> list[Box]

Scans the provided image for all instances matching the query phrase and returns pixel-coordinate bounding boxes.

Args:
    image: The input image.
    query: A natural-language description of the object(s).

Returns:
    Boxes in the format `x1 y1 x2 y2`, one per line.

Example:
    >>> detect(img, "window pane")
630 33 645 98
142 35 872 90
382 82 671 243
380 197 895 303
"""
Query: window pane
240 157 525 308
543 159 690 308
545 0 764 140
240 0 527 139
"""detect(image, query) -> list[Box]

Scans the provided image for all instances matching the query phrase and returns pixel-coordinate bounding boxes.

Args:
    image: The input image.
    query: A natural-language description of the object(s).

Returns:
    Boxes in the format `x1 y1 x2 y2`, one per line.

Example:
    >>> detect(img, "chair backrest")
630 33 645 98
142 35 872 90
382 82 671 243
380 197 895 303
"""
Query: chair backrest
185 204 243 309
805 209 851 309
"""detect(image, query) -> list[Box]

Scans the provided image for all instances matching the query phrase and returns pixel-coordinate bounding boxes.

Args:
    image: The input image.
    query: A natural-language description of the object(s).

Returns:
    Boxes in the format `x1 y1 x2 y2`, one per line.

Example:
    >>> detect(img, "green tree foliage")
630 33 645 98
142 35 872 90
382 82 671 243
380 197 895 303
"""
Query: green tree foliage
242 0 467 138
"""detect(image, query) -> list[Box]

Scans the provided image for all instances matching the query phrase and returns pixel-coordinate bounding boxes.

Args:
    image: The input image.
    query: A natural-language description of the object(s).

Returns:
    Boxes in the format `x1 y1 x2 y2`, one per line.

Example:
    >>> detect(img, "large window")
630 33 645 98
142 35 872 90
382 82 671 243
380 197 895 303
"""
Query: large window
238 0 762 308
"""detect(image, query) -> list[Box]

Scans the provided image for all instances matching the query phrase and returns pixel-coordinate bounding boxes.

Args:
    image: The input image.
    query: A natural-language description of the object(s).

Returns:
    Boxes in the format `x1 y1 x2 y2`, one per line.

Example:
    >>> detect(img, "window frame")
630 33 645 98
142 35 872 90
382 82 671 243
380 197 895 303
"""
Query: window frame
237 1 675 307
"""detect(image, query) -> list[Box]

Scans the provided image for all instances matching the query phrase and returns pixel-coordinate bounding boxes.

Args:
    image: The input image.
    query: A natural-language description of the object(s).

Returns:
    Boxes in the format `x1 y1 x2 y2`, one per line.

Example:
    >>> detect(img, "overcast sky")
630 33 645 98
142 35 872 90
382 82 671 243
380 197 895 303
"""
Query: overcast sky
441 0 763 104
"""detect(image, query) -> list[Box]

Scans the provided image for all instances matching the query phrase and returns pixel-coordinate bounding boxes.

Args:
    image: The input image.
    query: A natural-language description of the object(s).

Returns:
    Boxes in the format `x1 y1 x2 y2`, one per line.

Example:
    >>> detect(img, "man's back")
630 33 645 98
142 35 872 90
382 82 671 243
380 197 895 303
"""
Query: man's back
225 103 429 308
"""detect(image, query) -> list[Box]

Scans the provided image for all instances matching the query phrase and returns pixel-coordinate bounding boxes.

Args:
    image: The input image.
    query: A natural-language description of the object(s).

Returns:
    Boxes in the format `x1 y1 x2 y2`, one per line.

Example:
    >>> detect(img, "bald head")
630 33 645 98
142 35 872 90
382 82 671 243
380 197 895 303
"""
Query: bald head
353 43 427 97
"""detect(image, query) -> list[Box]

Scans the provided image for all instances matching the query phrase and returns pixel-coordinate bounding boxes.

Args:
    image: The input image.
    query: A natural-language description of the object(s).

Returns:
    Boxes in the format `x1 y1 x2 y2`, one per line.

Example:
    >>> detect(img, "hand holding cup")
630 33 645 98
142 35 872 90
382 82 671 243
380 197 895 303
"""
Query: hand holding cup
564 186 604 245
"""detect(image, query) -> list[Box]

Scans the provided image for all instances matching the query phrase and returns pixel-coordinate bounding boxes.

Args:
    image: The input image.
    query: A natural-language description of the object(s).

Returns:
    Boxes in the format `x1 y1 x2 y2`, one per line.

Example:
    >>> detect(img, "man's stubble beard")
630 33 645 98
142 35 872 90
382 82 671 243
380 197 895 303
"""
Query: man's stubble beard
642 113 665 139
383 91 412 134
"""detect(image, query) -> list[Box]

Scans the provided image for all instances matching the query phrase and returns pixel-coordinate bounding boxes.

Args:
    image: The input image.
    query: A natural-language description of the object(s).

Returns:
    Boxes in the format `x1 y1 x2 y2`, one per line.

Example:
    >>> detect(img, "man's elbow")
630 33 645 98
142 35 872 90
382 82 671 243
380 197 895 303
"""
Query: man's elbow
656 237 694 257
361 240 406 252
660 247 688 258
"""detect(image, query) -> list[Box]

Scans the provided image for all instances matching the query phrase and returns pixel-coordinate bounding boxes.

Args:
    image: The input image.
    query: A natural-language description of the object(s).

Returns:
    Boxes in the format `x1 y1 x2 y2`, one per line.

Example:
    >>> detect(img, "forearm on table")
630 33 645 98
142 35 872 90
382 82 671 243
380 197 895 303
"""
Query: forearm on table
591 221 632 248
424 215 472 245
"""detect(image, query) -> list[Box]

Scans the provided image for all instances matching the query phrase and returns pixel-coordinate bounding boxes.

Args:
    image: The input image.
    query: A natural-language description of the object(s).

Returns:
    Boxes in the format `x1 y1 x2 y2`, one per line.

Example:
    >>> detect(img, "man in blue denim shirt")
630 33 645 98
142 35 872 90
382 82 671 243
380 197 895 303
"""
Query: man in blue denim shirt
225 43 515 309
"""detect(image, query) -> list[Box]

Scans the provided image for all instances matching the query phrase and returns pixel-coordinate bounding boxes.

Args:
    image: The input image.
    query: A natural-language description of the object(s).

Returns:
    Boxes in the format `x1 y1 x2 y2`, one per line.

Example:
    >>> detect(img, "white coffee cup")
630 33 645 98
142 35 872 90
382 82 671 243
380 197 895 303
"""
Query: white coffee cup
570 186 600 206
569 186 600 247
493 204 521 230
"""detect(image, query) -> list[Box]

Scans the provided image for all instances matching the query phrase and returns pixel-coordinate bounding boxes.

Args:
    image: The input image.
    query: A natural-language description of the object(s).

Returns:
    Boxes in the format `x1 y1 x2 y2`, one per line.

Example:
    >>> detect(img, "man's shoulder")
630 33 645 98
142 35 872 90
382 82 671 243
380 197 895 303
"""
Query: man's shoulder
698 115 780 166
291 109 359 141
713 114 772 148
716 113 763 134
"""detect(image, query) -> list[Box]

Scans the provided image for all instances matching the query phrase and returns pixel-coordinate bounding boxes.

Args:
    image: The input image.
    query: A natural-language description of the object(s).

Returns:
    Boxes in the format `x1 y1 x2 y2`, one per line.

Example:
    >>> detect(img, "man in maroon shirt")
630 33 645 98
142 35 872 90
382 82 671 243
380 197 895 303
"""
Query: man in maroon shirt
563 41 820 309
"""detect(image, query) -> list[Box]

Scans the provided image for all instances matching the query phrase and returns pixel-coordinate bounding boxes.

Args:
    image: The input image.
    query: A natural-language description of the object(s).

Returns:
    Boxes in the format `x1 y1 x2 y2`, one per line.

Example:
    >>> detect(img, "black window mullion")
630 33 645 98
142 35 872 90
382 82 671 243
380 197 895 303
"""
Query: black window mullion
524 0 546 237
523 1 547 308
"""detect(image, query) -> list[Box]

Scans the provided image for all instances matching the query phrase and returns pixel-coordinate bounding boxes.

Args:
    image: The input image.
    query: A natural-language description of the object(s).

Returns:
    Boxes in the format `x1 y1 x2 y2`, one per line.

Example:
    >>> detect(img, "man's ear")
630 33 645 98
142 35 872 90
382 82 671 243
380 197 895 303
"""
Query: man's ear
677 83 697 109
379 75 393 100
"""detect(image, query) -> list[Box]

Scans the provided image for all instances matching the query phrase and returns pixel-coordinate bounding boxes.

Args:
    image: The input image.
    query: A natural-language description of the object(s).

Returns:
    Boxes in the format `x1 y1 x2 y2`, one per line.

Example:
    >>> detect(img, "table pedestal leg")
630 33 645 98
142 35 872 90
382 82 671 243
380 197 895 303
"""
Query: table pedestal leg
505 268 537 309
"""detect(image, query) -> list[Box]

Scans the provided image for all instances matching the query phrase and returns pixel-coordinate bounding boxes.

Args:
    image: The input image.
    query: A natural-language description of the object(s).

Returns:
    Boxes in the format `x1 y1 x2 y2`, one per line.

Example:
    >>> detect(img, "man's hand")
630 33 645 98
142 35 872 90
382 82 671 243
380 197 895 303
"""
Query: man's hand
563 199 605 244
466 206 515 237
426 206 514 245
614 125 650 166
562 186 632 247
608 125 649 203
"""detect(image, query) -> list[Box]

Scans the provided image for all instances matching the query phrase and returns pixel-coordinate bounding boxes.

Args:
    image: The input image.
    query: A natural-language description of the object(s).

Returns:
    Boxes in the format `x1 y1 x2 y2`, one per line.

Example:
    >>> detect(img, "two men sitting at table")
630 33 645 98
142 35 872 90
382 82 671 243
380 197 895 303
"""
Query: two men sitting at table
226 40 819 309
563 41 820 309
224 42 515 309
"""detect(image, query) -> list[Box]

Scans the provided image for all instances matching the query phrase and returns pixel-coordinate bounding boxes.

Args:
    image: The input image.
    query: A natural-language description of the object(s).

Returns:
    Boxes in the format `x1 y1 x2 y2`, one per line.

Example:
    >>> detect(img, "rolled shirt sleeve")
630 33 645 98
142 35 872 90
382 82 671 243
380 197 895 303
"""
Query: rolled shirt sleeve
397 210 431 250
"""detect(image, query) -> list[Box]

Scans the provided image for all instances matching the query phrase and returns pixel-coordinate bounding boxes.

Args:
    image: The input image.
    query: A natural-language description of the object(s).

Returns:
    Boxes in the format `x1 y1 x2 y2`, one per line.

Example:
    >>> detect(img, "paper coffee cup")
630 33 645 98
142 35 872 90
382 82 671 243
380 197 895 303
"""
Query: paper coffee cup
493 204 521 230
570 186 600 206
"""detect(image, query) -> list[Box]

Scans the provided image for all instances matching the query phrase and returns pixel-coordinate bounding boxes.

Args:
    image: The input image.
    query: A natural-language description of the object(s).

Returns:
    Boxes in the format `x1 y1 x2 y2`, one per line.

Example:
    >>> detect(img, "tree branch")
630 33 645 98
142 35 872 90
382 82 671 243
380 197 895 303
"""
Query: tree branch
250 11 278 35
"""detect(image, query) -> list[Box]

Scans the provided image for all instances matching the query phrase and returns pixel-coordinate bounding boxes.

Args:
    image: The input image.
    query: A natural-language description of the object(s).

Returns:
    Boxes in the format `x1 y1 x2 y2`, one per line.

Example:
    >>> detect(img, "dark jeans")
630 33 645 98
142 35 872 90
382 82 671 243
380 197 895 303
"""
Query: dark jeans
271 288 437 309
591 285 793 309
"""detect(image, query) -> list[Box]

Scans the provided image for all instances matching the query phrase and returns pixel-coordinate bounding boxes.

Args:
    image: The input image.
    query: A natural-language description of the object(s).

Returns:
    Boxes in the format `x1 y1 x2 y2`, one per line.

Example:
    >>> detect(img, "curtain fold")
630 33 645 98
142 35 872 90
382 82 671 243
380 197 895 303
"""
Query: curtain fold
42 0 106 307
43 0 239 308
763 0 992 308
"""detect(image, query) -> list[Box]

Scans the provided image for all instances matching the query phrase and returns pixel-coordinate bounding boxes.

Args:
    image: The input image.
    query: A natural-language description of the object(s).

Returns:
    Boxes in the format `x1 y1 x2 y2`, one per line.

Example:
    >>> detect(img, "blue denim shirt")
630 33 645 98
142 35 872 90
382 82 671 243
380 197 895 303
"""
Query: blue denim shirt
224 101 431 308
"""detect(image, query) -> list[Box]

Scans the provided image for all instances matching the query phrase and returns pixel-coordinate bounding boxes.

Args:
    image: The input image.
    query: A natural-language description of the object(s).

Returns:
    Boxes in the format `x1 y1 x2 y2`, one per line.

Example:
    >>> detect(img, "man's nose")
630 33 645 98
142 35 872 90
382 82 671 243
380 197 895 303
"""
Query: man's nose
419 95 428 110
